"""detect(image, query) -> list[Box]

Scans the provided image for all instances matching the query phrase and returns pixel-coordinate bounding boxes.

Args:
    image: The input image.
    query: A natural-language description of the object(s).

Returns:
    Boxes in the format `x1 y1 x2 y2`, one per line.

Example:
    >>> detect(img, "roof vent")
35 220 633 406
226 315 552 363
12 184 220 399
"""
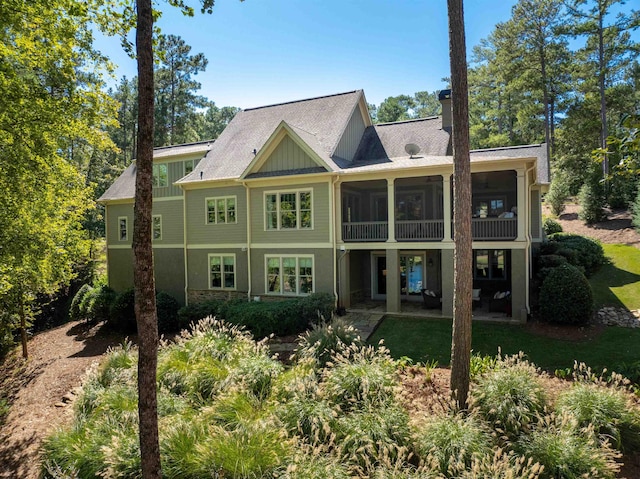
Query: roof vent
405 143 421 159
200 171 203 180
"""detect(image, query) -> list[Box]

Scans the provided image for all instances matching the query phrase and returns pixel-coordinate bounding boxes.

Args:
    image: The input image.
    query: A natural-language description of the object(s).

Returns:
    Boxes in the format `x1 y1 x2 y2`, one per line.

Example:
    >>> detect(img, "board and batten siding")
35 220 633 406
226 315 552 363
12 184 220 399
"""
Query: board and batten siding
153 156 201 198
185 185 247 245
250 248 334 296
187 248 248 292
530 189 541 239
333 104 367 161
258 135 318 173
250 181 332 244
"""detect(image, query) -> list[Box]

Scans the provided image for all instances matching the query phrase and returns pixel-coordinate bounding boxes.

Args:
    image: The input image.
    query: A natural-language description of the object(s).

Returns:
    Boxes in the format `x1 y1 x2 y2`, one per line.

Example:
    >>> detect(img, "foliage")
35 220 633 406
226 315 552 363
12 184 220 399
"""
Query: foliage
535 254 568 283
295 318 363 369
70 285 93 322
578 178 605 224
542 217 562 236
471 356 547 439
87 285 117 324
108 288 136 332
540 263 593 324
156 291 180 334
633 186 640 233
544 232 605 277
544 176 570 217
373 91 442 124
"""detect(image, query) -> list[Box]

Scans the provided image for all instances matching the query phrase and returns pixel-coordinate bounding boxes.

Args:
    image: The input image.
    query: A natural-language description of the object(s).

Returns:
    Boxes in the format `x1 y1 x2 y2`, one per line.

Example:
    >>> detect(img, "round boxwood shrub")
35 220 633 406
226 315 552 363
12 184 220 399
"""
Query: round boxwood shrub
540 264 593 324
70 284 93 321
156 292 180 334
86 285 116 323
542 217 563 236
108 288 136 332
548 233 605 277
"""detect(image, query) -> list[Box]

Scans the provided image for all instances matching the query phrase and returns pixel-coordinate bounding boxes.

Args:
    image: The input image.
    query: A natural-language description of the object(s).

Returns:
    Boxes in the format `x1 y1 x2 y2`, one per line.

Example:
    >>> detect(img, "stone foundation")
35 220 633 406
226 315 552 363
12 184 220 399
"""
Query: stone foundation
187 289 247 304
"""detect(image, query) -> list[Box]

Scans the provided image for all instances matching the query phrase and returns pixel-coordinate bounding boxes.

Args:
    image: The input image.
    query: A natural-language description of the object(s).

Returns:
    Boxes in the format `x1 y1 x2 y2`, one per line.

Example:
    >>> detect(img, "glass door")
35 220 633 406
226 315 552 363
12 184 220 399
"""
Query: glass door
400 254 424 301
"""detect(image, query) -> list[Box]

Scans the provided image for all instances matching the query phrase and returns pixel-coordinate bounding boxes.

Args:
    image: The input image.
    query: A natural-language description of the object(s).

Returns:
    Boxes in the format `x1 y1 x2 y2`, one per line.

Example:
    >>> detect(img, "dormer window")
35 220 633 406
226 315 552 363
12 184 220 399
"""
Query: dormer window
184 159 195 175
152 163 168 187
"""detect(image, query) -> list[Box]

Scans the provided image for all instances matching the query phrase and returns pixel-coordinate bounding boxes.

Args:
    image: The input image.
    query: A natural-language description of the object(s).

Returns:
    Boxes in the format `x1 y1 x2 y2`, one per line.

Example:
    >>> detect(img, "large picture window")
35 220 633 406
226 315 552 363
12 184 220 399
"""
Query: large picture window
265 255 314 295
474 249 506 279
152 163 168 187
209 254 236 290
265 190 312 230
206 196 237 224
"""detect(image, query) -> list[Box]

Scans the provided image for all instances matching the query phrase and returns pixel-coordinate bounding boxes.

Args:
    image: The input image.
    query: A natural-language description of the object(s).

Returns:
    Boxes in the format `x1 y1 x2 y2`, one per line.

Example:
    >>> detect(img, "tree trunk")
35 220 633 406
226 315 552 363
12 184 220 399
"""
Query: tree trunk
19 288 28 359
447 0 473 410
134 0 161 477
539 43 552 176
597 4 608 179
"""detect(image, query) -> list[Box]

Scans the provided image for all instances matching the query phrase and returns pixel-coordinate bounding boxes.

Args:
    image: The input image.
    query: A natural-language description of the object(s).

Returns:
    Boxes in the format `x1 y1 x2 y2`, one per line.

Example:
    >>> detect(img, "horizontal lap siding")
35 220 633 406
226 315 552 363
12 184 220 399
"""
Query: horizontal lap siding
108 248 134 292
187 248 248 292
107 204 134 245
250 182 331 244
186 186 247 245
154 249 186 304
152 199 184 244
250 248 334 296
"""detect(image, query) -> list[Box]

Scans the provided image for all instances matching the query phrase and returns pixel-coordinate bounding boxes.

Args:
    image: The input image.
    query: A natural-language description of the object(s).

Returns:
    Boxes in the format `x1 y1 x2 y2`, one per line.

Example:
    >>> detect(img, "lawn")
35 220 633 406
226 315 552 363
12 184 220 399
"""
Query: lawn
590 243 640 310
369 316 640 372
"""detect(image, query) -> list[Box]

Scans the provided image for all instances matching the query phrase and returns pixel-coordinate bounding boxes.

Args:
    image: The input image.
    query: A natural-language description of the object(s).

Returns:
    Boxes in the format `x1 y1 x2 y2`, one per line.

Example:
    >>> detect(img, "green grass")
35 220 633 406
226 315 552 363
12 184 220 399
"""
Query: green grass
369 317 640 372
590 244 640 310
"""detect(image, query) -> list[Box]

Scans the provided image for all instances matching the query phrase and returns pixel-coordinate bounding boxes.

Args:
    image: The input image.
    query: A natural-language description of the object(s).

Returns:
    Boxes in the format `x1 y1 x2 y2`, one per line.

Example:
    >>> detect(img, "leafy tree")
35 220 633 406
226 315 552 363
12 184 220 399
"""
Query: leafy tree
201 102 240 139
414 90 442 118
0 0 116 357
377 95 416 123
447 0 473 410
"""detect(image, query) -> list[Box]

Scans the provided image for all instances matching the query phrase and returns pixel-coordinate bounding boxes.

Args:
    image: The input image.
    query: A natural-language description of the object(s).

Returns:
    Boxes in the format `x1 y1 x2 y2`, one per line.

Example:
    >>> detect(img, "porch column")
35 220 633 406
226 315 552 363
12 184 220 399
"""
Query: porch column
386 249 400 313
338 250 351 309
387 178 396 242
335 180 342 244
511 248 527 322
441 249 454 317
517 169 526 241
443 174 452 241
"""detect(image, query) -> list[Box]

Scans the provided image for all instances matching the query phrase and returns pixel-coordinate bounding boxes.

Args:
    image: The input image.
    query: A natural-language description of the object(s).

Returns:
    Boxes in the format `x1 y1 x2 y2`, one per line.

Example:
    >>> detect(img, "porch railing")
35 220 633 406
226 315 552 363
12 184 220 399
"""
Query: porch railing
396 220 444 241
342 221 388 242
471 218 517 240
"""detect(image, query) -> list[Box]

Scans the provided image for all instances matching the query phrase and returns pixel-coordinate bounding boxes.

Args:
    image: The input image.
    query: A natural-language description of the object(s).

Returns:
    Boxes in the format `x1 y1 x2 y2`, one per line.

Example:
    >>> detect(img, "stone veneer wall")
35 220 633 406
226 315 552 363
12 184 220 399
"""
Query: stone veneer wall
188 290 247 303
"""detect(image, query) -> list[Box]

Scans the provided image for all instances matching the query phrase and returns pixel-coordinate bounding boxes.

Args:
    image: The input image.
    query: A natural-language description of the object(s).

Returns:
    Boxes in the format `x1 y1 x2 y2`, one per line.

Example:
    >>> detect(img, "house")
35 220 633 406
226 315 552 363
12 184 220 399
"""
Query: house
99 89 549 321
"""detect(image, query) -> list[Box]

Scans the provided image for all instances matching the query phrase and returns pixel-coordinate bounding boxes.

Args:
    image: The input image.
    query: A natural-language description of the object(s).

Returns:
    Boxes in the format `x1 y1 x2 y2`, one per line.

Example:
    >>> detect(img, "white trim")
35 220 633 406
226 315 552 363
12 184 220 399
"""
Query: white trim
184 158 196 176
108 244 132 250
153 196 184 202
117 216 128 241
208 253 237 290
187 244 247 250
251 242 332 249
205 195 238 225
152 214 162 241
152 244 184 249
263 188 314 231
264 254 315 296
152 163 169 188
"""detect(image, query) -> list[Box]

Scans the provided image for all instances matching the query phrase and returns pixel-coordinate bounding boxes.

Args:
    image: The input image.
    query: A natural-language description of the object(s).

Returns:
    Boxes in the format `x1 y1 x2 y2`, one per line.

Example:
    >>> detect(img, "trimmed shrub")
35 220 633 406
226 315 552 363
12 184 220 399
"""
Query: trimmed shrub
545 176 569 217
542 217 562 236
295 317 363 369
578 180 605 224
535 254 568 283
70 284 93 321
540 263 593 324
108 288 136 332
545 233 605 277
299 292 334 323
87 285 116 323
156 291 180 334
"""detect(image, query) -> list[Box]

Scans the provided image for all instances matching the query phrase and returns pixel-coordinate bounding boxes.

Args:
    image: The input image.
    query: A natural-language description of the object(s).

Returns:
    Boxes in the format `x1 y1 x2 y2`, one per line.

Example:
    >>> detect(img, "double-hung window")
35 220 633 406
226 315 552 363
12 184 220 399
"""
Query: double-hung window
118 217 128 241
152 215 162 241
206 196 236 224
266 255 314 295
265 190 312 230
209 254 236 289
184 159 195 176
152 163 168 187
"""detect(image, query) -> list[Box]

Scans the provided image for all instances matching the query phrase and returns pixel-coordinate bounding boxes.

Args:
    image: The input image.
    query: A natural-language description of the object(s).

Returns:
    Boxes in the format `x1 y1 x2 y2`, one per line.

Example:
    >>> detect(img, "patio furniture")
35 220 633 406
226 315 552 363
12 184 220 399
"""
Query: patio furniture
421 289 442 309
489 291 512 315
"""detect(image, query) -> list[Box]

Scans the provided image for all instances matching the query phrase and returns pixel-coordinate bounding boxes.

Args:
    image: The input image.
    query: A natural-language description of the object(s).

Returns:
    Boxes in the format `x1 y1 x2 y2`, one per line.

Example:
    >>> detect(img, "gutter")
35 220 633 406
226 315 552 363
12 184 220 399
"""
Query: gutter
524 163 536 317
331 174 340 312
181 184 189 305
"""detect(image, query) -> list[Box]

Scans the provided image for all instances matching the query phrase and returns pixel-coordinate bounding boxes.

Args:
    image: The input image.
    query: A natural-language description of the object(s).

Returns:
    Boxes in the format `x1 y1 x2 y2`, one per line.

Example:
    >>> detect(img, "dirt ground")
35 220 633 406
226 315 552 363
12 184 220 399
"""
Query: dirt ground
0 321 122 479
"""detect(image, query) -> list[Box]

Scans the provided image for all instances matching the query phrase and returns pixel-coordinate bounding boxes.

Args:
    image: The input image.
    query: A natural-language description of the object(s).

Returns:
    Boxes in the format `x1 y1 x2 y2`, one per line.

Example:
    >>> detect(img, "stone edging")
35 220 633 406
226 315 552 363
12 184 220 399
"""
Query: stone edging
595 307 640 328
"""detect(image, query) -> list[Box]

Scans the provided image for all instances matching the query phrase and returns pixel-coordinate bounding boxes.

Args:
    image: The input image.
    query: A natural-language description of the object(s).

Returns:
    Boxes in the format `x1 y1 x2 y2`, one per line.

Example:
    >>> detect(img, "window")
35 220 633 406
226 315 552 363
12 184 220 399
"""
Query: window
209 254 236 289
152 215 162 241
474 196 506 217
118 217 128 241
474 249 506 279
184 159 195 176
265 190 312 230
266 255 314 295
206 196 237 224
152 163 168 187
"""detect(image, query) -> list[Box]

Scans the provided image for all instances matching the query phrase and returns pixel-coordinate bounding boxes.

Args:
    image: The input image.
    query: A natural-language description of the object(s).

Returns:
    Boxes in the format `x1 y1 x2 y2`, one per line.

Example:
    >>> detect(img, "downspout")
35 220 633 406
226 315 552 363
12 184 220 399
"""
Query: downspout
243 181 252 301
181 185 189 305
524 163 536 316
331 174 340 312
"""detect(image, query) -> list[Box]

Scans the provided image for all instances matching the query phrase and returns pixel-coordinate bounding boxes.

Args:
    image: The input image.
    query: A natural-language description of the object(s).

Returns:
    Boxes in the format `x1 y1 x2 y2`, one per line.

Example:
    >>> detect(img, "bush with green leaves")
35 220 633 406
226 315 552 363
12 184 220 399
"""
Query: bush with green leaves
87 285 116 323
633 186 640 233
156 291 180 334
544 176 569 217
457 450 544 479
413 413 492 476
578 179 605 224
556 383 640 452
535 254 568 283
471 356 547 439
540 263 593 324
542 217 562 236
295 317 363 369
543 233 605 277
108 288 136 332
69 284 93 321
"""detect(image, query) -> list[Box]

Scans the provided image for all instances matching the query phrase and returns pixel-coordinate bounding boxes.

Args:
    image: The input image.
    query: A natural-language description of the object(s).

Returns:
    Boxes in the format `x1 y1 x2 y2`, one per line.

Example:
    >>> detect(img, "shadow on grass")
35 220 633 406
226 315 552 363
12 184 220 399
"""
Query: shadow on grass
590 246 640 310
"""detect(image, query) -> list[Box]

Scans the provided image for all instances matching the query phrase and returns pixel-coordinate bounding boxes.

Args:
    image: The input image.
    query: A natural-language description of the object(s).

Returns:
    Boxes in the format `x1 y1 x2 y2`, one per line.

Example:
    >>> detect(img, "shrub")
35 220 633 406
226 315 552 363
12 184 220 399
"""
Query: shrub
545 176 569 217
540 264 593 324
535 254 568 283
156 291 180 334
556 383 640 452
70 284 93 321
547 232 605 277
295 318 363 369
542 217 562 236
227 353 284 401
517 417 619 479
633 186 640 233
413 413 492 475
471 357 547 439
276 446 352 479
176 299 226 330
108 288 136 332
578 180 605 224
87 285 116 323
299 292 334 323
458 450 544 479
278 393 336 442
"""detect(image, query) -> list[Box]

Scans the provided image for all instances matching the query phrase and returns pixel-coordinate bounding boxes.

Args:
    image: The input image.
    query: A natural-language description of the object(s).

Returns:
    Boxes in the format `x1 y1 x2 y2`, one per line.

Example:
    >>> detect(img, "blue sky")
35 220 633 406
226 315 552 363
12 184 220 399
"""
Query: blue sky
92 1 544 109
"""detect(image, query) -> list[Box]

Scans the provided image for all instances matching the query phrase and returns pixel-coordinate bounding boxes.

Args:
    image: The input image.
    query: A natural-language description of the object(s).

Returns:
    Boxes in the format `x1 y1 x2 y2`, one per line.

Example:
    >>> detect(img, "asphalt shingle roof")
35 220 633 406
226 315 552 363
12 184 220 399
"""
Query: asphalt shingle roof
470 144 549 184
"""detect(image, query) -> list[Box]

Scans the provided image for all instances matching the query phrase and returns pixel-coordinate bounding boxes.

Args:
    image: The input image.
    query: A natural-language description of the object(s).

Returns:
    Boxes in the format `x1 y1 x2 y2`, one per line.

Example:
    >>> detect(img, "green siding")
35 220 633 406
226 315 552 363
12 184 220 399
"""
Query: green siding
153 156 200 198
530 189 541 239
155 249 186 304
108 248 134 293
334 105 366 161
187 248 248 292
510 248 527 322
250 182 331 244
258 135 318 173
186 186 247 245
107 203 134 245
152 199 184 244
250 248 334 296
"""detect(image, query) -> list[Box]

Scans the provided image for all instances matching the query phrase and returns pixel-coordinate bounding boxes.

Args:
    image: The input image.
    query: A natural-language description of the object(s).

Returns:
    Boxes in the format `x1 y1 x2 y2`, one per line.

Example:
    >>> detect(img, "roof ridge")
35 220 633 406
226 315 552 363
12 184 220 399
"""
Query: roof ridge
470 143 543 153
375 116 440 127
153 139 215 151
243 90 362 112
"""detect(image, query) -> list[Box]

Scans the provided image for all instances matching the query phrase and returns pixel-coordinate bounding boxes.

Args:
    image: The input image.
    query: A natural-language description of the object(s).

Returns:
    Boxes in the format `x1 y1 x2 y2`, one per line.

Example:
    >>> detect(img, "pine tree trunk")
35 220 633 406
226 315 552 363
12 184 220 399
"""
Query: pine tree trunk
447 0 473 410
134 0 161 477
597 5 608 178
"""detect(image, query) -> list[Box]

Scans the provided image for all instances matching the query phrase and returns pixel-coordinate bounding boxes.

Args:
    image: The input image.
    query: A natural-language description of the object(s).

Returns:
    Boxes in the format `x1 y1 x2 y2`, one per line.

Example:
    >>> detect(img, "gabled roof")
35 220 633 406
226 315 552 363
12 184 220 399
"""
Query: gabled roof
179 90 364 184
